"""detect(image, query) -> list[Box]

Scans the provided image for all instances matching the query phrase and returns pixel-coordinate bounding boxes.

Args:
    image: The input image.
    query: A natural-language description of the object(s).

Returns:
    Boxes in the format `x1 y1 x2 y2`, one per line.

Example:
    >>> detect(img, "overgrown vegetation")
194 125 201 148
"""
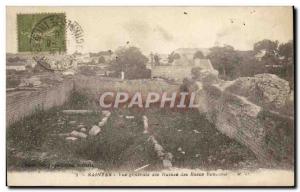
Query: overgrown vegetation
207 40 294 89
109 46 151 79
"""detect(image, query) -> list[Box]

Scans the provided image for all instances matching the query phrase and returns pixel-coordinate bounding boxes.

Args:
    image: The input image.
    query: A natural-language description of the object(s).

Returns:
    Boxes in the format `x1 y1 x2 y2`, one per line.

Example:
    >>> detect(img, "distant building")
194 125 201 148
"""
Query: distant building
6 62 26 71
76 53 92 64
89 51 115 64
76 51 116 65
150 48 218 81
6 57 28 71
171 48 210 66
159 55 169 65
174 48 209 60
194 58 215 72
254 49 266 61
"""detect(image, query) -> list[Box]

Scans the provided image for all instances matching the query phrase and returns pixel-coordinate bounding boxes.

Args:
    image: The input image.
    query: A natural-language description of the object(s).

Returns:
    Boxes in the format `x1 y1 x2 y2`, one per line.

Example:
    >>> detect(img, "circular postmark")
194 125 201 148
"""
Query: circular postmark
30 14 66 53
66 20 85 52
33 54 76 72
30 16 85 72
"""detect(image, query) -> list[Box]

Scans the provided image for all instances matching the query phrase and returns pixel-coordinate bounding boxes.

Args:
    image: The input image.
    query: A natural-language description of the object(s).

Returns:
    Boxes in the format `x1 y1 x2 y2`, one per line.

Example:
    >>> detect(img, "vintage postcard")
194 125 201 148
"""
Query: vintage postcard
6 6 294 186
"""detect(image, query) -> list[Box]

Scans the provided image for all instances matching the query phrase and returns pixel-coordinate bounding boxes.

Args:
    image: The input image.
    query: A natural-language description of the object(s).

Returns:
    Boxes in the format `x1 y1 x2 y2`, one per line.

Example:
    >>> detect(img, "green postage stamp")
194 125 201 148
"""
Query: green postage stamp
17 13 66 52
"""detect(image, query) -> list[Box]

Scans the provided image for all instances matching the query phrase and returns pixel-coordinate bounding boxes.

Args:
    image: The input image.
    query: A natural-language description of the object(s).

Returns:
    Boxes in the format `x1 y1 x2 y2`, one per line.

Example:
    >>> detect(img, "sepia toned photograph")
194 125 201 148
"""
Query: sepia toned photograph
6 6 294 187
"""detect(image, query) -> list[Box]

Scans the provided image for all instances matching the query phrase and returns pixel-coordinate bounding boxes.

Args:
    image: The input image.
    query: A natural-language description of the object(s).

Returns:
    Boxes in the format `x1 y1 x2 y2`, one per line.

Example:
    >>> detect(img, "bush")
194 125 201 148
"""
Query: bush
110 46 150 79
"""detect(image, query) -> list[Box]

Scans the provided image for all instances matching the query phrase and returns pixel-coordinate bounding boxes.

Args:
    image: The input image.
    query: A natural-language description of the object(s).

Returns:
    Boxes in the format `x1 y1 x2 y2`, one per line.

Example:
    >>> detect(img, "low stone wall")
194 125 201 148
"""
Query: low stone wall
151 66 192 81
6 79 74 127
73 75 179 100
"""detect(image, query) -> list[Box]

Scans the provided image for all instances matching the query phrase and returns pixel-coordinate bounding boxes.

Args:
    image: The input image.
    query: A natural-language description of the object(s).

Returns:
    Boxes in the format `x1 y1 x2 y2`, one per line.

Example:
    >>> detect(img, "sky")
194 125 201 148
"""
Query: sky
6 6 293 54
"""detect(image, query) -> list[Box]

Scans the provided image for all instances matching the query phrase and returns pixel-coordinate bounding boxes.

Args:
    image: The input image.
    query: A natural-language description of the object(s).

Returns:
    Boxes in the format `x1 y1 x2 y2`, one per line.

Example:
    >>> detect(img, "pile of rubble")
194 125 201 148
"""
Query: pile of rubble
61 110 111 141
225 73 291 110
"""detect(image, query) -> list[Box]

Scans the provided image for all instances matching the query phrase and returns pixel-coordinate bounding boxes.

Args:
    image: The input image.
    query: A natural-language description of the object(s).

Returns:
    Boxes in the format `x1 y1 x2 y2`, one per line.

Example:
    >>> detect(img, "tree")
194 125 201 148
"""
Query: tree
278 40 293 60
149 52 154 65
154 54 160 66
110 46 150 79
253 39 294 88
207 45 241 80
237 50 265 77
253 39 280 67
254 40 279 65
98 56 106 64
278 40 294 88
193 51 205 59
253 39 279 55
168 51 181 63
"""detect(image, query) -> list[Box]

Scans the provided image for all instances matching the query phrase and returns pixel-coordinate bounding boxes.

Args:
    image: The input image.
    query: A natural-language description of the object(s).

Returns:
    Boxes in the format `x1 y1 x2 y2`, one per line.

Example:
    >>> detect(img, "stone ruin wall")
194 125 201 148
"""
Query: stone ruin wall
6 79 74 127
198 76 294 166
6 75 179 128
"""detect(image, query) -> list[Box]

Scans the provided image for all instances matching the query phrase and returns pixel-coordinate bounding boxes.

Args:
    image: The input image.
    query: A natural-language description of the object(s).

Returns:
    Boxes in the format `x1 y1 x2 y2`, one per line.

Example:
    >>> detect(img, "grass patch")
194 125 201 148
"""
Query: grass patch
144 108 259 170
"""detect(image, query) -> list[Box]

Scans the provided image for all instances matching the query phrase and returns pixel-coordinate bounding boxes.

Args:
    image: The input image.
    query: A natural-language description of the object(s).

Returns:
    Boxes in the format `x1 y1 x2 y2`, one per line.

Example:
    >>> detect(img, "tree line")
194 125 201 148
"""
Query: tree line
107 39 293 88
206 39 293 88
